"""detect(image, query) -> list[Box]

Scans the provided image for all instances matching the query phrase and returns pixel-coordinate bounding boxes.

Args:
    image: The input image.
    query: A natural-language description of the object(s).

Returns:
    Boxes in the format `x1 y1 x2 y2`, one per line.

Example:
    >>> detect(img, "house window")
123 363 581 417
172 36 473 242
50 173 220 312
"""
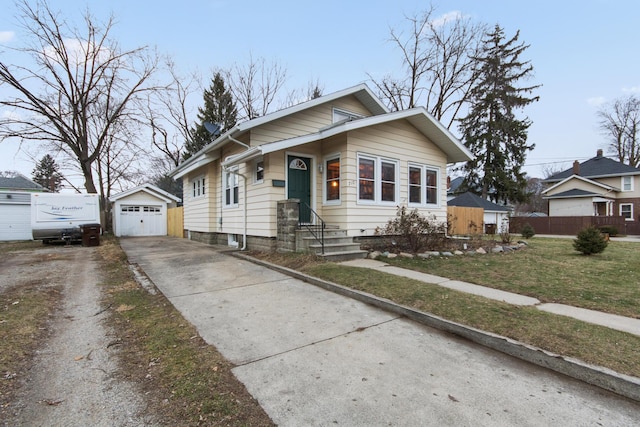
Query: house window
620 203 633 220
224 167 239 207
622 176 633 192
408 164 440 207
254 158 264 183
333 108 362 123
324 156 340 203
192 175 205 198
357 154 398 204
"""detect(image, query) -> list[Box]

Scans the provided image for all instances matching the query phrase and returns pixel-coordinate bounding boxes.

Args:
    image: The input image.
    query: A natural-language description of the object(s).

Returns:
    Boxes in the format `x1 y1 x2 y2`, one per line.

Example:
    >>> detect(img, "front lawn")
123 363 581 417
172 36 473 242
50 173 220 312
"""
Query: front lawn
382 237 640 318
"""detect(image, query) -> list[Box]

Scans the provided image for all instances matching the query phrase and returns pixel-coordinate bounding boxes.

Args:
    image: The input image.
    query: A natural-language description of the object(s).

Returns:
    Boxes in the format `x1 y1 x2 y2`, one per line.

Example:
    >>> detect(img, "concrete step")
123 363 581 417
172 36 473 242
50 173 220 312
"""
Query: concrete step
309 242 362 253
318 249 368 262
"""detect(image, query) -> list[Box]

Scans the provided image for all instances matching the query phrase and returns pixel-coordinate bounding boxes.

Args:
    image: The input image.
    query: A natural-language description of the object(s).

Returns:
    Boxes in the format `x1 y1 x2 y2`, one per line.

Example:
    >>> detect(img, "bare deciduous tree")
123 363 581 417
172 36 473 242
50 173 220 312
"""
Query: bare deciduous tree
369 5 485 128
597 94 640 167
146 59 201 168
0 0 159 194
224 54 288 120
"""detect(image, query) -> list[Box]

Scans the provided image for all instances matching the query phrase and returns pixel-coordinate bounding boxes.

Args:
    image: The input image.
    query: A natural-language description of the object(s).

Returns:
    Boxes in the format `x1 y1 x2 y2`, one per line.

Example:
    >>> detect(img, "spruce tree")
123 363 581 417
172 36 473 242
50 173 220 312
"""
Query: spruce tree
458 25 540 204
183 72 238 160
32 154 63 192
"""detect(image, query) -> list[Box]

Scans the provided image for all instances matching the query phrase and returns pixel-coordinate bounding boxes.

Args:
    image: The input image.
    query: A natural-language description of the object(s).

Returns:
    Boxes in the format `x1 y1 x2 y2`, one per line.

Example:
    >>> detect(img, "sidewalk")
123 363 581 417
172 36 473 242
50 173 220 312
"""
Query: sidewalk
339 258 640 337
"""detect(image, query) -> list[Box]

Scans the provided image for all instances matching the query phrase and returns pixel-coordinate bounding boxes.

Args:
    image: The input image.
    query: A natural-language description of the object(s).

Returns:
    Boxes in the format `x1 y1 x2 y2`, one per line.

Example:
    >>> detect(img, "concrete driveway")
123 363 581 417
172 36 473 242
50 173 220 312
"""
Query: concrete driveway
120 237 640 426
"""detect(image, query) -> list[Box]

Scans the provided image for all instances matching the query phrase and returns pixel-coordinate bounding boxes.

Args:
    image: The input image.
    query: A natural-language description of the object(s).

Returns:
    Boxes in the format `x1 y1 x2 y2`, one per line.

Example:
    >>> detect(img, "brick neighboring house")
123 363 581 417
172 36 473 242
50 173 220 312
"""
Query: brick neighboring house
542 150 640 234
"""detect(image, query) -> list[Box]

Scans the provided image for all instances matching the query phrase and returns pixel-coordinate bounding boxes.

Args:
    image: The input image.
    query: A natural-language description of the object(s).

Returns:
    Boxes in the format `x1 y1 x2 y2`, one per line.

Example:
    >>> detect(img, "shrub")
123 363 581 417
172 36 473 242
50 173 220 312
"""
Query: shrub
520 223 535 239
573 226 608 255
598 225 618 237
499 217 512 244
375 206 447 253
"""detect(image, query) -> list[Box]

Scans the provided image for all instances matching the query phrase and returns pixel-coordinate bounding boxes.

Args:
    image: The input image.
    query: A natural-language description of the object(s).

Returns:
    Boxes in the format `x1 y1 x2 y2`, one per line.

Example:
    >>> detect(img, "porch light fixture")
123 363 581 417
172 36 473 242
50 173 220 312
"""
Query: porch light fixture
318 163 324 173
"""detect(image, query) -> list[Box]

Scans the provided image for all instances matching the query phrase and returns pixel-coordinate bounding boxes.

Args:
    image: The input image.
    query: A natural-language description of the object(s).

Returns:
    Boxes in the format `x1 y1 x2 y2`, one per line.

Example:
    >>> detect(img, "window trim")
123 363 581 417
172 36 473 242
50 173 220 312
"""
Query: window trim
620 203 633 221
621 176 633 192
223 166 239 208
357 153 399 205
192 175 205 199
407 163 440 207
253 157 264 184
323 154 341 205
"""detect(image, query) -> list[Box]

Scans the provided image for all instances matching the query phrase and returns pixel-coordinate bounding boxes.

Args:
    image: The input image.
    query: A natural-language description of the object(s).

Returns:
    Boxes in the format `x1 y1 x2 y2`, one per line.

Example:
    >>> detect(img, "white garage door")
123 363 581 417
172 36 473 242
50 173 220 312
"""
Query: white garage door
0 203 32 241
119 205 166 236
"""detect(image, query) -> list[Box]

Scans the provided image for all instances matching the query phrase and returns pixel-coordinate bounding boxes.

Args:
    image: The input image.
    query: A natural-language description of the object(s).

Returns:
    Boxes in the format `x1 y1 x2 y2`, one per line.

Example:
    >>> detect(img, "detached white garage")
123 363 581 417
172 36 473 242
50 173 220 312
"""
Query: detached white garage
0 192 33 241
110 184 181 237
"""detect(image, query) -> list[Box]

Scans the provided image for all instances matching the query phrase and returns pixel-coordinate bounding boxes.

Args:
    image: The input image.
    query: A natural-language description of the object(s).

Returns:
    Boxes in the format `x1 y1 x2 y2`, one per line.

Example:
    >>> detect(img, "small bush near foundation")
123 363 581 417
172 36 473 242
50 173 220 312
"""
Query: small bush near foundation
520 223 535 239
375 206 447 253
573 226 608 255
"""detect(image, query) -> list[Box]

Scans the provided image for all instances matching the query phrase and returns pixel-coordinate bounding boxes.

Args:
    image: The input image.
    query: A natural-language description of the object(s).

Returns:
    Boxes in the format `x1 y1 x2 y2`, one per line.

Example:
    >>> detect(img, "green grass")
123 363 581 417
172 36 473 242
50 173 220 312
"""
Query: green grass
383 237 640 318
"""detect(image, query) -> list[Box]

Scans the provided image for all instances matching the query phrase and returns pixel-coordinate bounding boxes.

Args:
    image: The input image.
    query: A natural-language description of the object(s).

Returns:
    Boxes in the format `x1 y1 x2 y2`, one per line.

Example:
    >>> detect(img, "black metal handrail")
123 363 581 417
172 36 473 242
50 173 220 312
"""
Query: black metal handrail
299 202 326 254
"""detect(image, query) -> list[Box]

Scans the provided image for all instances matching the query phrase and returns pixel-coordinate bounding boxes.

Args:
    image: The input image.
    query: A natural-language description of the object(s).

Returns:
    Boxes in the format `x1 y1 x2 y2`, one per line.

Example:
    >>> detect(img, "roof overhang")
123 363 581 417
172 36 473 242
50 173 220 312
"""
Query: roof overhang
221 108 472 167
542 174 618 195
109 183 181 203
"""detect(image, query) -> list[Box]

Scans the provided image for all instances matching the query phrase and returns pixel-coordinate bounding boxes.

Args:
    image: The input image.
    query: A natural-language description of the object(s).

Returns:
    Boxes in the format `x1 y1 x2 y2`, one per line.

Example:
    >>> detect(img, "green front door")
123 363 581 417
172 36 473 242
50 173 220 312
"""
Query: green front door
287 155 311 223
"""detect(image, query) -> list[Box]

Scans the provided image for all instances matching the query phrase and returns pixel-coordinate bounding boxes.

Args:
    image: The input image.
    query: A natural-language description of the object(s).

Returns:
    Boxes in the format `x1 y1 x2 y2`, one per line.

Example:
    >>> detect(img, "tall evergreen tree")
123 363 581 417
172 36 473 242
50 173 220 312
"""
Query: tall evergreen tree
183 72 237 160
32 154 63 192
458 25 540 204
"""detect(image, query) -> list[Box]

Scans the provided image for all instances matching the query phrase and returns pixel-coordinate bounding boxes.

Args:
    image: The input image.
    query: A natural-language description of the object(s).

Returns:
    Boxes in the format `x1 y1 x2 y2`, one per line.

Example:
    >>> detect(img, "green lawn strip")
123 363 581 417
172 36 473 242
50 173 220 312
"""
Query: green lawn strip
98 238 273 426
303 263 640 378
382 238 640 318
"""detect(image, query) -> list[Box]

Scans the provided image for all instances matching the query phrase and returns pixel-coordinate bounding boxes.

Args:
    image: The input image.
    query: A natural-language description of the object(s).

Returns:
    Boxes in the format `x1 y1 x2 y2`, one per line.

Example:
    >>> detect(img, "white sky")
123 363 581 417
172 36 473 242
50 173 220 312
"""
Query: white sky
1 0 638 182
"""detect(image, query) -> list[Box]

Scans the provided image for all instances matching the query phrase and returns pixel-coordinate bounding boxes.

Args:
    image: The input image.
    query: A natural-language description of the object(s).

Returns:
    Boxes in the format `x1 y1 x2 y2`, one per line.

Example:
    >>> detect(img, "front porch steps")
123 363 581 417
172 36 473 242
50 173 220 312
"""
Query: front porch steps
296 227 368 262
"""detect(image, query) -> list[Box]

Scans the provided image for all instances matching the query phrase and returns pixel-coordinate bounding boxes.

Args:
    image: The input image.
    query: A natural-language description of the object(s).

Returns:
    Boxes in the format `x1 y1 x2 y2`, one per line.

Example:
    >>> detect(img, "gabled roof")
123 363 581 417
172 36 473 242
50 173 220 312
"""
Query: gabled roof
0 172 47 192
448 192 510 212
171 84 472 178
542 174 618 195
543 188 603 199
109 183 181 203
171 84 387 178
221 107 473 168
545 153 640 183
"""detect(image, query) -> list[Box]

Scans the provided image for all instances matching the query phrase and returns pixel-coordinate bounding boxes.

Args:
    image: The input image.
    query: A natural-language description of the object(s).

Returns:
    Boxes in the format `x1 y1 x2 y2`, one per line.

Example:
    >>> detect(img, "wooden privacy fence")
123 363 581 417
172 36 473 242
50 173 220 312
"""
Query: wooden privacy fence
510 216 627 236
447 206 484 236
167 206 184 238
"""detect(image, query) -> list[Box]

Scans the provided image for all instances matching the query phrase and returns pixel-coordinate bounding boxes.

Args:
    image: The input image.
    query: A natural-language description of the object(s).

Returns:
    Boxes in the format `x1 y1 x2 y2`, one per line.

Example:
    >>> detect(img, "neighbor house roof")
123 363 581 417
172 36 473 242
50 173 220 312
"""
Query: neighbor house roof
448 192 510 212
543 189 602 199
0 172 47 192
171 83 473 179
542 174 618 196
545 152 640 183
109 183 181 203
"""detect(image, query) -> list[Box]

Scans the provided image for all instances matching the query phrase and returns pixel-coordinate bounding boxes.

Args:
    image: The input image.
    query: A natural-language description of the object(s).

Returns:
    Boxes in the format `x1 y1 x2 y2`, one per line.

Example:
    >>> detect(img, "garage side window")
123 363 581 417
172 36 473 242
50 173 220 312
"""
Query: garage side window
192 175 205 198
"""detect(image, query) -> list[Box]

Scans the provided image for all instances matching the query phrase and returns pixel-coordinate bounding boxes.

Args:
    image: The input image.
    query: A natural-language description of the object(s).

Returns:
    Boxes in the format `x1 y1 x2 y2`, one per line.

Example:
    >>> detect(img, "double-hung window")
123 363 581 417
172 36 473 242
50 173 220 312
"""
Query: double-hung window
622 176 633 192
408 164 439 207
620 203 633 220
192 175 205 198
224 167 239 207
324 155 341 203
357 154 398 204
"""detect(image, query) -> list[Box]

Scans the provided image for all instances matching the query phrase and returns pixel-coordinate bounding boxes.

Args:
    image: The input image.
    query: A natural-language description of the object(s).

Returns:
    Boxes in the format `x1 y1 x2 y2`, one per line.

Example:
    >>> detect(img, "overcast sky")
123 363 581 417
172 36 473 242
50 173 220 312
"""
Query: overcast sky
1 0 638 184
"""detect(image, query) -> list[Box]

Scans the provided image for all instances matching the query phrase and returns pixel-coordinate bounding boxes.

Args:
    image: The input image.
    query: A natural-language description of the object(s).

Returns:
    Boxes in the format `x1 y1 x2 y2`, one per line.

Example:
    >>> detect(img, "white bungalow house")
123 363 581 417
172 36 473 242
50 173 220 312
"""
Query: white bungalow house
169 84 473 256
